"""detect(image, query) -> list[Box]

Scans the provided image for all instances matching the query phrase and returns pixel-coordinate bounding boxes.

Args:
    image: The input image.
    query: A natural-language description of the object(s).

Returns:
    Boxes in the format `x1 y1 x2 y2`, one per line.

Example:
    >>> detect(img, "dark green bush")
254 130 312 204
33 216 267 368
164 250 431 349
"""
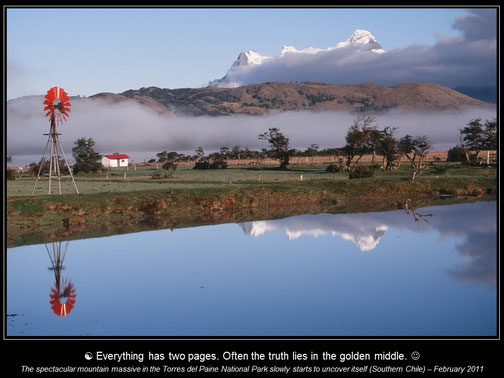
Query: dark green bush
193 160 228 169
429 164 449 175
325 163 341 173
193 161 210 170
349 166 376 179
447 146 466 162
369 164 382 170
162 161 178 171
6 169 17 180
209 160 228 169
29 161 49 176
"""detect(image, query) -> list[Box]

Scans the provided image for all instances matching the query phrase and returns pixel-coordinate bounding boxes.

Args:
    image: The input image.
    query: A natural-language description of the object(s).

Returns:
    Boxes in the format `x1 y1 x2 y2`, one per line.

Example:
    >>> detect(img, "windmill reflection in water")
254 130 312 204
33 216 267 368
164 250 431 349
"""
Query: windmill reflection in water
45 241 76 317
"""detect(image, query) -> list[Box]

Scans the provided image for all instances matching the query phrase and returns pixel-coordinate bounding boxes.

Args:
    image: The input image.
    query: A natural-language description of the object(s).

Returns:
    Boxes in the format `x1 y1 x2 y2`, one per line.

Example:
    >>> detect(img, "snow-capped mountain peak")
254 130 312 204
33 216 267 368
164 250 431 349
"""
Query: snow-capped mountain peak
348 29 377 45
208 50 271 87
210 29 385 87
335 29 384 52
231 50 270 68
281 45 324 55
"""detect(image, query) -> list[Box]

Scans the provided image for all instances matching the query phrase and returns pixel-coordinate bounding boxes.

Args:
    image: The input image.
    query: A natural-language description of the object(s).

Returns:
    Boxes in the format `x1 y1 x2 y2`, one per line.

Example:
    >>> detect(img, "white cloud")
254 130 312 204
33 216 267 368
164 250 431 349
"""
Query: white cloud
212 9 496 89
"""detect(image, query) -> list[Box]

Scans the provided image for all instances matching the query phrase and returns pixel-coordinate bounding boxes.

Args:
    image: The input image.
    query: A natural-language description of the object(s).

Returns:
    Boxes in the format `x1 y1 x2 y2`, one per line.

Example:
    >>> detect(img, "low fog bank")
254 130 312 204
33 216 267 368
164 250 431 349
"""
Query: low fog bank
7 96 496 166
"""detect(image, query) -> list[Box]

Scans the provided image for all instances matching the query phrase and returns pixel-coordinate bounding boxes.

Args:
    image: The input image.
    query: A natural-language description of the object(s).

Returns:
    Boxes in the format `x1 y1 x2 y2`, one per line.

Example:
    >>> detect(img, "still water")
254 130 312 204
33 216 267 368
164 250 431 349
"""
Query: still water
7 201 496 337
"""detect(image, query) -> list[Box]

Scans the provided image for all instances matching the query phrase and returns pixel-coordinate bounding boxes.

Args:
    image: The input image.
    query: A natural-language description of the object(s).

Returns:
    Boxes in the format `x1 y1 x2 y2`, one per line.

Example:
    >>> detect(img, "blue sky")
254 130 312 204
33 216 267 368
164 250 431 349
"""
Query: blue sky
6 7 470 99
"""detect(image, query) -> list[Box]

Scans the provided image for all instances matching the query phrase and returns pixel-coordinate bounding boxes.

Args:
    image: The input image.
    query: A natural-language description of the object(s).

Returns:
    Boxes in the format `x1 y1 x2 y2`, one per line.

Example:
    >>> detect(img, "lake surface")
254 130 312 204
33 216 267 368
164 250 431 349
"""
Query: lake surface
6 201 497 337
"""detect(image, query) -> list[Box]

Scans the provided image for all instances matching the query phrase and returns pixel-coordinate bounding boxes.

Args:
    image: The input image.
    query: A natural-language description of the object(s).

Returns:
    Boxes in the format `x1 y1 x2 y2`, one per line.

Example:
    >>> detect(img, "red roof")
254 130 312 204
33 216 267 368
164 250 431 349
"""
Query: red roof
105 154 129 159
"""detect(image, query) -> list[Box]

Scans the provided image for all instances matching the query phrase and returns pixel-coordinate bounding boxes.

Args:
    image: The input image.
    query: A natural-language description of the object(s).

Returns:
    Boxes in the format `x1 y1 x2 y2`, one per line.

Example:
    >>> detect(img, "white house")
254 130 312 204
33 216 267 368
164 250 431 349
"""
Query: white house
102 153 130 168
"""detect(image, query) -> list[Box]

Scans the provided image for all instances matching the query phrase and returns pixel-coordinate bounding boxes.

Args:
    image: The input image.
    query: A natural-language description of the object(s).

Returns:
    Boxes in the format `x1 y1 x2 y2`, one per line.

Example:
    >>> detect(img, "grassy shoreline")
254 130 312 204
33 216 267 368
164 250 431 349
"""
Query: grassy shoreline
7 164 497 247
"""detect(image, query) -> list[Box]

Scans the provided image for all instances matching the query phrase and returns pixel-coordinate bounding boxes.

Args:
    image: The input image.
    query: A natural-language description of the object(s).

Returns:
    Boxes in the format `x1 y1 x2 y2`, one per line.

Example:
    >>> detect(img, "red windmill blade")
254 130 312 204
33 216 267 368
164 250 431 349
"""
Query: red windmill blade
49 278 77 317
44 86 71 126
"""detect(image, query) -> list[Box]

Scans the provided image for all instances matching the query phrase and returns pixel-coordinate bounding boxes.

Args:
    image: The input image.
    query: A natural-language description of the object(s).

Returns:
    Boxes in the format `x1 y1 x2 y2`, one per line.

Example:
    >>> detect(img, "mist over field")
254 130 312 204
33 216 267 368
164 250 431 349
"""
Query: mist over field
7 96 496 166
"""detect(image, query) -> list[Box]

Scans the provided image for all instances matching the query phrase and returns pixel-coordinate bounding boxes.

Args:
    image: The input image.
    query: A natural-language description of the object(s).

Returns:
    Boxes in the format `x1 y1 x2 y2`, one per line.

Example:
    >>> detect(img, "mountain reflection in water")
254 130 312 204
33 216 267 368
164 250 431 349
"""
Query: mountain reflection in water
240 201 496 285
241 218 389 251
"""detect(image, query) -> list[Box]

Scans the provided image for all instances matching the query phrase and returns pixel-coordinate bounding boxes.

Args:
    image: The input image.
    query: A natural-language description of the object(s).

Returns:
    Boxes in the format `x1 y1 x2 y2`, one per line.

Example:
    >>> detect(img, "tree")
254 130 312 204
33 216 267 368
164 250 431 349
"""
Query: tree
194 147 205 161
29 158 69 176
162 161 178 170
219 146 231 160
459 118 496 165
338 114 376 172
230 145 243 160
459 119 485 164
156 151 169 162
258 127 291 169
72 137 103 174
483 118 497 150
29 161 46 176
6 156 16 180
162 160 178 177
304 144 320 157
374 127 400 170
157 151 183 163
398 135 431 182
207 148 229 169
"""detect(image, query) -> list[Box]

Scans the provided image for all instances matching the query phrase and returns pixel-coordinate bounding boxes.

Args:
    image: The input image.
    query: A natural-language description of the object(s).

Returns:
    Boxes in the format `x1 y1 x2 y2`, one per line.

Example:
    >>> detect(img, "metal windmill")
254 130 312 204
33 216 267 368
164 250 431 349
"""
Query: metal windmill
46 241 77 317
32 86 79 195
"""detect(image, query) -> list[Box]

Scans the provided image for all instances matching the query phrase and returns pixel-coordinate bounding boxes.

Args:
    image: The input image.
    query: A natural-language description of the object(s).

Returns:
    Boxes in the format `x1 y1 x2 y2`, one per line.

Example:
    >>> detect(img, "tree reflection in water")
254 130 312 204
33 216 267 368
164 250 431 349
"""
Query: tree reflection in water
404 198 432 224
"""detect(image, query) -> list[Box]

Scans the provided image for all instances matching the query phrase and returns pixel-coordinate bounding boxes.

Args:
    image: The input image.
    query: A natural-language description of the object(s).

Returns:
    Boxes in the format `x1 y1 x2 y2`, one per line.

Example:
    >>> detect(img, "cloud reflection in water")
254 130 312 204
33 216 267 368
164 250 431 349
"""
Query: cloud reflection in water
240 201 496 285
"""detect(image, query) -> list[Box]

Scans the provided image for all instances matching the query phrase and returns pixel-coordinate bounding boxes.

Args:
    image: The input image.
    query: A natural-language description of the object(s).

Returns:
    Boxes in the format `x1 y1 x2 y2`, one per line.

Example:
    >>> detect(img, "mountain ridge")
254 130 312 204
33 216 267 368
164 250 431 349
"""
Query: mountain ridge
117 81 491 116
7 81 493 118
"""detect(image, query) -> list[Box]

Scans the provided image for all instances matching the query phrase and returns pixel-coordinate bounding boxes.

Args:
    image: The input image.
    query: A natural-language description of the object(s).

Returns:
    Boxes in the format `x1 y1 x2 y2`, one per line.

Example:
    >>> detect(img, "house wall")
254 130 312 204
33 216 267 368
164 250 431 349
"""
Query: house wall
102 157 118 167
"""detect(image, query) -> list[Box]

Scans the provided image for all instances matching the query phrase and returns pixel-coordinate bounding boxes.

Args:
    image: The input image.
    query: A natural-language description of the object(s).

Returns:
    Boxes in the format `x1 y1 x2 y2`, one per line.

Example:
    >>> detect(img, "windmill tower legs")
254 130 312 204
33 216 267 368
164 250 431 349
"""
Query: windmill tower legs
32 121 79 195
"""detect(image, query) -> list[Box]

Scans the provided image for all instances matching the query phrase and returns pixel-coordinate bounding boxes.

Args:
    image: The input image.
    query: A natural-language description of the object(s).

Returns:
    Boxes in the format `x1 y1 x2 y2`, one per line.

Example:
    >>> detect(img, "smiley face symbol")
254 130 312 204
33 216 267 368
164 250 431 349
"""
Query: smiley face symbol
411 351 420 360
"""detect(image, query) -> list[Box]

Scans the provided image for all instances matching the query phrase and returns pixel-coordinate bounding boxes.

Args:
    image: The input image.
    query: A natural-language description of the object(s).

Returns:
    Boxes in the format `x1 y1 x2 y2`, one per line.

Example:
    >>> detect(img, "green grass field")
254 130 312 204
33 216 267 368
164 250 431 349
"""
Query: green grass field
7 162 496 197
